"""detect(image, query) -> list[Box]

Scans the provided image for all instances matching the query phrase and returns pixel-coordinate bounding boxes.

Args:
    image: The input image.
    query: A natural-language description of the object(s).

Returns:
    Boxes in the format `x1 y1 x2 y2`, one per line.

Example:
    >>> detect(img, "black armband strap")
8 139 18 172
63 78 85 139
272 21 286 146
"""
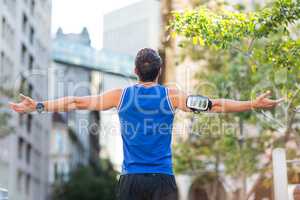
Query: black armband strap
186 95 212 113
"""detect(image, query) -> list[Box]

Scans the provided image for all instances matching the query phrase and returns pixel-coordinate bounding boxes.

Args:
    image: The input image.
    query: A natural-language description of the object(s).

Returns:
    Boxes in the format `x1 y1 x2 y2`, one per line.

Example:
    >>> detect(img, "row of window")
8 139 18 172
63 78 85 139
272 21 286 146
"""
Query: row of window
0 51 13 83
22 13 35 45
18 137 32 165
53 162 70 182
17 170 31 196
23 0 36 16
21 43 35 71
1 16 16 48
17 168 43 200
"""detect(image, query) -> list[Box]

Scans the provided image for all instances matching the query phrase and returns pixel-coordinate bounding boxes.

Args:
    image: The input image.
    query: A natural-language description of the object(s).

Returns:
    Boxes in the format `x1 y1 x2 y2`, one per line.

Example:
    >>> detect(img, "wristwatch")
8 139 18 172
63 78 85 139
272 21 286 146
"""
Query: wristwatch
36 102 45 113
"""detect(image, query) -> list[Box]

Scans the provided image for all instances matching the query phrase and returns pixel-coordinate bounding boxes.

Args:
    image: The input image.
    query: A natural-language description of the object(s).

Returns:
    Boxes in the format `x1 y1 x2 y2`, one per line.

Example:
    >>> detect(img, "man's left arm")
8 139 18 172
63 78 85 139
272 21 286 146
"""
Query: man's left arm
210 91 283 113
169 89 283 113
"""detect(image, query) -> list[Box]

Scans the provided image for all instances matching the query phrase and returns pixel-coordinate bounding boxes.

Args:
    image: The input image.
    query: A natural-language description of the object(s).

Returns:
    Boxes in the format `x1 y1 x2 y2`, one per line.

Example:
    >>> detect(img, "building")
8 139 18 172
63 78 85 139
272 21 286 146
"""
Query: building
103 0 161 56
0 0 52 200
48 28 136 186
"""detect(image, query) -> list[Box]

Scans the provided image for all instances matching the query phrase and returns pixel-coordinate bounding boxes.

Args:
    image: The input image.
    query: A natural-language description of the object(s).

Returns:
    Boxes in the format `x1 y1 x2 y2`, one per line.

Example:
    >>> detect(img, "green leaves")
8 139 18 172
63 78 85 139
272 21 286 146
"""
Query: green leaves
171 8 257 49
170 0 300 51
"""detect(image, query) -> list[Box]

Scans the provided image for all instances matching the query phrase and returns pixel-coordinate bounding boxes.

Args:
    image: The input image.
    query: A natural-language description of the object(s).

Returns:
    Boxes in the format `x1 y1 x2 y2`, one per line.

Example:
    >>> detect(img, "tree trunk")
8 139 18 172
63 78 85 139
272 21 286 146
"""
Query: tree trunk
214 153 220 200
159 0 175 85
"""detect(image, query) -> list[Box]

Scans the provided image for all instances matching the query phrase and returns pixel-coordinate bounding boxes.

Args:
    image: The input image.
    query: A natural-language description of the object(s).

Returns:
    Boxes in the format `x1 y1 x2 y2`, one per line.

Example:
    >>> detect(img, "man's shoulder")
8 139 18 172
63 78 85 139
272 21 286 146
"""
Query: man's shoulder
165 86 180 96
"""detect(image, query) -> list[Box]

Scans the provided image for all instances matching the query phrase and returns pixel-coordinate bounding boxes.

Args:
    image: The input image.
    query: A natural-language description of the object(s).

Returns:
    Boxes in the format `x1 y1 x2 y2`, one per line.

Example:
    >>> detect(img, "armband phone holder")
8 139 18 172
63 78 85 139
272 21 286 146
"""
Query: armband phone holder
187 95 212 113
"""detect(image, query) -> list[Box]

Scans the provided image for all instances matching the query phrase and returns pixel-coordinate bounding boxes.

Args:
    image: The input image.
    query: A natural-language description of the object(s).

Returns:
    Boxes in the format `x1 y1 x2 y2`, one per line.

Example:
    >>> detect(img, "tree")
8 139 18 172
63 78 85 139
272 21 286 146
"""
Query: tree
170 0 300 199
52 159 118 200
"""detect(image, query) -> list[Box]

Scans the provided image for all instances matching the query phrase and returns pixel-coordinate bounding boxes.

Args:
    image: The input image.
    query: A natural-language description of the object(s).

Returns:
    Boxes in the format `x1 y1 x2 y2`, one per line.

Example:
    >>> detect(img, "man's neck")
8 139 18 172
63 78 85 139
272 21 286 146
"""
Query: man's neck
138 81 158 87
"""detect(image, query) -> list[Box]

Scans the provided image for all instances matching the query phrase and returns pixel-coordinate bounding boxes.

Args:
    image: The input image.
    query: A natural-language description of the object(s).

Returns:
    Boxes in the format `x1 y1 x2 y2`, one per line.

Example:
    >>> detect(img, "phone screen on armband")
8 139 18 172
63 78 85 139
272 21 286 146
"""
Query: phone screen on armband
187 95 210 112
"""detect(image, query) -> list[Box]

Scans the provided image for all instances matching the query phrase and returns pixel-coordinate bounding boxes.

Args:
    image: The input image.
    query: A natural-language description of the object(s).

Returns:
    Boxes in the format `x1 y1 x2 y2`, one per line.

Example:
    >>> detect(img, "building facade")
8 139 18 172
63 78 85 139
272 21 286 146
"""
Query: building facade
0 0 52 200
103 0 161 56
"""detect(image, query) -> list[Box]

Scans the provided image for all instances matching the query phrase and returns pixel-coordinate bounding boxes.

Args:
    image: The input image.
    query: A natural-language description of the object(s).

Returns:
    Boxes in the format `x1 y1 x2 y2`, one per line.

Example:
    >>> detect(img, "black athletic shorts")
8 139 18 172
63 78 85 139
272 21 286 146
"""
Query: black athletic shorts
116 173 178 200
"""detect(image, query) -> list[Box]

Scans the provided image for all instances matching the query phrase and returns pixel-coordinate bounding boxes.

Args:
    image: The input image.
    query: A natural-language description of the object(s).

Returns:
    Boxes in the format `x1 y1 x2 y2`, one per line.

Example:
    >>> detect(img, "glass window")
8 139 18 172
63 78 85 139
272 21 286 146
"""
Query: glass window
29 26 34 44
26 144 31 164
25 174 31 195
21 44 27 64
22 13 28 33
1 17 6 38
29 55 34 70
26 114 32 133
30 0 35 15
0 51 4 80
18 137 24 160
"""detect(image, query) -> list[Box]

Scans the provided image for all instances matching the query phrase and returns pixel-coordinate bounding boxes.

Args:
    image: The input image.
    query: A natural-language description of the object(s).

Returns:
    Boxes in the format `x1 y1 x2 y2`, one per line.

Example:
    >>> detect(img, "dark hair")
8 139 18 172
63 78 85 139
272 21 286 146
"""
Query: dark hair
135 48 162 82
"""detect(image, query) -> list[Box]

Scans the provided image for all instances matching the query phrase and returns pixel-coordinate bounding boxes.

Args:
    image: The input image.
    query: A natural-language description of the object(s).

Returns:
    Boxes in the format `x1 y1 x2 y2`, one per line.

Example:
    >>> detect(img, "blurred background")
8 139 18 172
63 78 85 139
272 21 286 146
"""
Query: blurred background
0 0 299 200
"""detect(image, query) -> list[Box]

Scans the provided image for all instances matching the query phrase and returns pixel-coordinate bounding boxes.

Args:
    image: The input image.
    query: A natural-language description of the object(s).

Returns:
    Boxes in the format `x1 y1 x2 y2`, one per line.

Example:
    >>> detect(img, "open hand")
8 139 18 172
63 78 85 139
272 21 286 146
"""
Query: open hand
9 94 37 113
253 91 283 109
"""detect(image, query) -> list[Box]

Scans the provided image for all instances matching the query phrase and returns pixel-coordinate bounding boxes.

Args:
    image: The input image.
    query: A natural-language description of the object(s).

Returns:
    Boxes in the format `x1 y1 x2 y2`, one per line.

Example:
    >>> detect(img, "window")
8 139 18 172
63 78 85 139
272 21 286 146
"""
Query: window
18 137 24 160
54 162 58 180
26 114 32 133
28 54 34 70
29 26 34 44
21 44 27 64
28 84 33 97
26 144 31 164
17 170 23 191
25 174 31 195
30 0 35 15
0 51 4 80
1 17 6 38
22 13 28 33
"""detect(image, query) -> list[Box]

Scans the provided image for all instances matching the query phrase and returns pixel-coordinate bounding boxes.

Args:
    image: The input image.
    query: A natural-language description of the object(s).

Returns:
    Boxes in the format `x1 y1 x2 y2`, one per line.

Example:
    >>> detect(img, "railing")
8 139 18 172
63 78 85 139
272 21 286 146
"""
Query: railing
0 188 8 200
272 148 300 200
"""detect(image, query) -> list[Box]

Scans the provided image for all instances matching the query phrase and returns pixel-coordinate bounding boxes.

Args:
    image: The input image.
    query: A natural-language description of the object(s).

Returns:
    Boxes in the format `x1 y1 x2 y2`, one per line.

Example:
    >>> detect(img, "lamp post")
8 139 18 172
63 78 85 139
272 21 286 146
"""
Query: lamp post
272 148 289 200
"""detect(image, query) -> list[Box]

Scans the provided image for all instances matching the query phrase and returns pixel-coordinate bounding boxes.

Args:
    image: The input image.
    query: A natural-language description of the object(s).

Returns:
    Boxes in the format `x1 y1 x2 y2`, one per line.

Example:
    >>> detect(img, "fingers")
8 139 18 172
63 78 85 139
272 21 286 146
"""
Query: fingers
20 93 27 100
20 93 31 101
258 91 271 100
268 98 284 105
275 98 284 104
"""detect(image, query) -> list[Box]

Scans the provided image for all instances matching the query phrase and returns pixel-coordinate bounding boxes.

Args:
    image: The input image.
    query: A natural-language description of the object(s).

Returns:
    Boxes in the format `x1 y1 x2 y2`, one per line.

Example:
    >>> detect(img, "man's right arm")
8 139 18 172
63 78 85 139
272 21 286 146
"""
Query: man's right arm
9 89 122 113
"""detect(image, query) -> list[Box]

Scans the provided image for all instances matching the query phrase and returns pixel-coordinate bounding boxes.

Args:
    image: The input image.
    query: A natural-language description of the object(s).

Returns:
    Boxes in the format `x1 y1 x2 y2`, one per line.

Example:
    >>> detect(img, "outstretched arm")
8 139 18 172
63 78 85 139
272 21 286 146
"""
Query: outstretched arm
168 89 283 113
9 89 122 113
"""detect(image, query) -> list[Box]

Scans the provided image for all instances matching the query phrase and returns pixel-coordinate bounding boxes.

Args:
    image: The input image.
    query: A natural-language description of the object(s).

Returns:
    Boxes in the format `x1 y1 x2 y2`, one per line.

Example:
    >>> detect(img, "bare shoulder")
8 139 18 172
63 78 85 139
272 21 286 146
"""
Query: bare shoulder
166 86 189 112
166 87 182 109
166 86 187 97
166 87 179 96
101 88 123 107
110 88 123 95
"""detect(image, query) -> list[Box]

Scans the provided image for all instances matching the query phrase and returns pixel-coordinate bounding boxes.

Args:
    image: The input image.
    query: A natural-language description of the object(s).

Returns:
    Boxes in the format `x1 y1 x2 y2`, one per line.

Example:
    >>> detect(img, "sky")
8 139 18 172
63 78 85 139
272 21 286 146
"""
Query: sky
51 0 140 49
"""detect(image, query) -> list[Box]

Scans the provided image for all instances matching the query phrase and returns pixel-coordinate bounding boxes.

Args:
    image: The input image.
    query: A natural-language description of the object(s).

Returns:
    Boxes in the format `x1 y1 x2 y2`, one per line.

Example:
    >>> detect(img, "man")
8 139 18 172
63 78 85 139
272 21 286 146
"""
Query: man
10 48 282 200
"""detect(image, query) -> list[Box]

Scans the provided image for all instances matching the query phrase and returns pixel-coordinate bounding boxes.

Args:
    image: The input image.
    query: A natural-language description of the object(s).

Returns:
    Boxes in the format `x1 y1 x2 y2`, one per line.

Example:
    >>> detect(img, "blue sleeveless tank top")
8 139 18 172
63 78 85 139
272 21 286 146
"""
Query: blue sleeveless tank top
118 84 175 175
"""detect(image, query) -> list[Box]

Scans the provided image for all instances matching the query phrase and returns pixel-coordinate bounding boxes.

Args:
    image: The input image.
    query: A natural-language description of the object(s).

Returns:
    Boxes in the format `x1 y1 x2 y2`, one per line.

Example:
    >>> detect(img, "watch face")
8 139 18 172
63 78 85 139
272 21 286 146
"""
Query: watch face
187 96 209 111
36 103 44 112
